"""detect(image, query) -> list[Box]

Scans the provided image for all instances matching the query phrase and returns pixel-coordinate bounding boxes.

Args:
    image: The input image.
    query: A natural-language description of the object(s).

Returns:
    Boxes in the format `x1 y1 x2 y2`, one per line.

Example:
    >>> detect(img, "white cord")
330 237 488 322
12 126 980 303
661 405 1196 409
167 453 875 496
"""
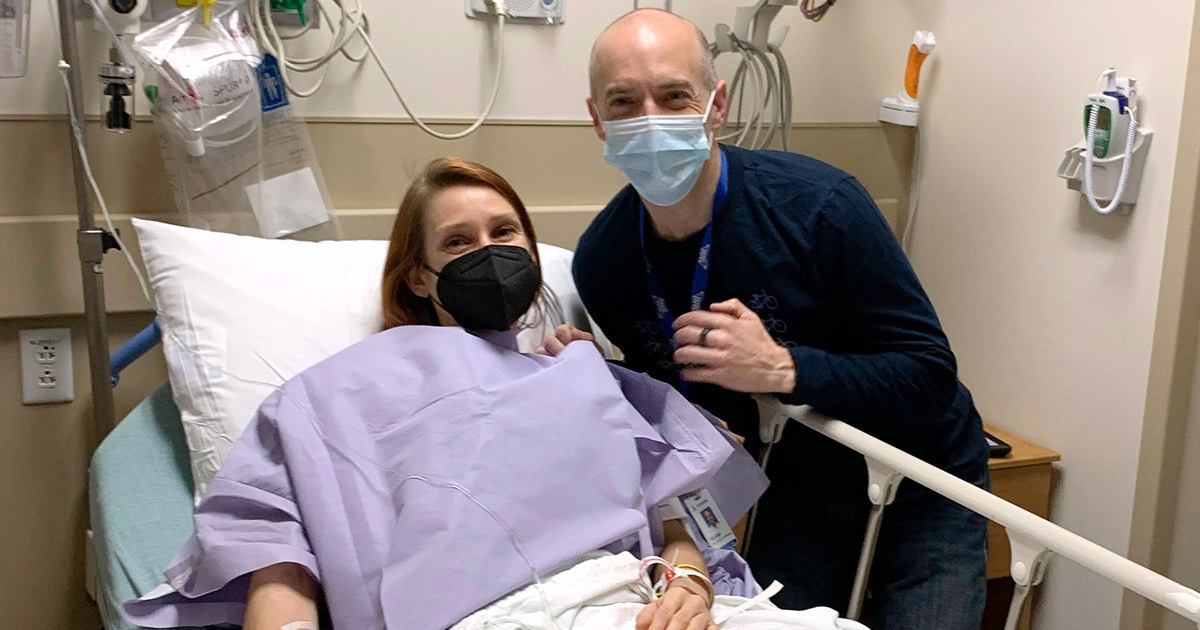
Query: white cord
718 46 764 148
711 581 784 625
713 32 789 151
57 61 153 304
1083 72 1139 215
356 13 506 140
768 43 792 152
901 126 923 254
249 0 367 98
746 44 777 149
398 474 564 630
248 0 506 140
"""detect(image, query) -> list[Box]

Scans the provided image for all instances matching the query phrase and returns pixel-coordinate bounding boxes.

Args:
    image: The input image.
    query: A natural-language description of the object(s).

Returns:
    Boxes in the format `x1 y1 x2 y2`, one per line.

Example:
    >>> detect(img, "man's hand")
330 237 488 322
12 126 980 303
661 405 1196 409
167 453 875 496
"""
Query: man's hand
636 579 717 630
672 298 796 393
535 324 600 357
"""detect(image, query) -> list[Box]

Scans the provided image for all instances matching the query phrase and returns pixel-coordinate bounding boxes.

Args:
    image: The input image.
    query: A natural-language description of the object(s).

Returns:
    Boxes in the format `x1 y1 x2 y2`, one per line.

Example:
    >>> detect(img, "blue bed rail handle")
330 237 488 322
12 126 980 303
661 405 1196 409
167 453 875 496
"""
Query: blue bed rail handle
110 319 162 386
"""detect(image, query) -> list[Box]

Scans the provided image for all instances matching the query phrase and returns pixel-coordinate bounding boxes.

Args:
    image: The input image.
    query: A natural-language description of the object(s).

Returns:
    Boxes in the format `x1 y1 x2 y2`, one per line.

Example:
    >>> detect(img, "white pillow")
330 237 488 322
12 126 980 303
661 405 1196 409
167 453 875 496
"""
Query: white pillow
132 219 604 503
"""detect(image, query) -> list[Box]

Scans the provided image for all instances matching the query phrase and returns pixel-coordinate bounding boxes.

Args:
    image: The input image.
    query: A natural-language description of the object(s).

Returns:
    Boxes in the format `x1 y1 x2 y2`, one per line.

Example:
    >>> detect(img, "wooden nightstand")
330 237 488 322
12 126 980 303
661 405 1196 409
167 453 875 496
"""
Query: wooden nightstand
981 424 1061 630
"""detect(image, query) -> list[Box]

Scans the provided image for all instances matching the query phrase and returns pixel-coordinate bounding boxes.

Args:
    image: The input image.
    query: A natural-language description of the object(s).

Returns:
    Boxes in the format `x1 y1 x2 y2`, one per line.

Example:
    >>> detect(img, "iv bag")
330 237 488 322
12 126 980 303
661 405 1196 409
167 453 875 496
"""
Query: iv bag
0 0 31 78
134 6 339 241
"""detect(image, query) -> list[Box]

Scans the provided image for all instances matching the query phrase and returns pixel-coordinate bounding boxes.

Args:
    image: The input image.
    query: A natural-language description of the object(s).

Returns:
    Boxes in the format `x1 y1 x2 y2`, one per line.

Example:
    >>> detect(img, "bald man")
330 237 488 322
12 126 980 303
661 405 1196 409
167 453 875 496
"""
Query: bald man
556 9 990 630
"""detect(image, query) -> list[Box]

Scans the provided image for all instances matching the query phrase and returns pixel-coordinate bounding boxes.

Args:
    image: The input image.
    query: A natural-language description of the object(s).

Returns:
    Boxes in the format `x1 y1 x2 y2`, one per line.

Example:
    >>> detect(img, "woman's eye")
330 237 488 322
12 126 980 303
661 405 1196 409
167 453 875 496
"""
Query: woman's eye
495 225 518 239
445 237 469 249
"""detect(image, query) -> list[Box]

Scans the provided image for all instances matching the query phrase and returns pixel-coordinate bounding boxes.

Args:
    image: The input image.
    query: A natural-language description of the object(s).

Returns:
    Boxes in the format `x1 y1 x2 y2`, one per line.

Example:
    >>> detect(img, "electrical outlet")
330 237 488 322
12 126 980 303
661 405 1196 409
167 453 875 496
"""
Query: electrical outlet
38 368 59 388
20 328 74 405
36 343 57 364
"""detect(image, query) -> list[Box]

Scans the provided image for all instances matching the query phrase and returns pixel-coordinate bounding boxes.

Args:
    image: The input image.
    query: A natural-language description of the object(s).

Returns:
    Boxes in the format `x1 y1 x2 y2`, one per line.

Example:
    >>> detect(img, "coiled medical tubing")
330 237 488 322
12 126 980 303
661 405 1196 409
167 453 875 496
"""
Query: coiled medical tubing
247 0 507 140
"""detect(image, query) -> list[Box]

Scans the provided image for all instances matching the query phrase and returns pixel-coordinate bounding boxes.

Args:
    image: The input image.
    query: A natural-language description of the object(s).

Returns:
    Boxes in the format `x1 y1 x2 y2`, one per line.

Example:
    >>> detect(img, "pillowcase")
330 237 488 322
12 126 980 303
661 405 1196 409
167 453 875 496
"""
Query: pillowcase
132 219 605 503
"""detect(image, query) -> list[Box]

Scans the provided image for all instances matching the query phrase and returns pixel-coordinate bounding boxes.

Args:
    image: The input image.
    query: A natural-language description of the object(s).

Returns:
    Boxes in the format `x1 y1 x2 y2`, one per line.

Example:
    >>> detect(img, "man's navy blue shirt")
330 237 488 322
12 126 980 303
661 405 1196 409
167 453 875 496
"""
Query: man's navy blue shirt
574 144 987 496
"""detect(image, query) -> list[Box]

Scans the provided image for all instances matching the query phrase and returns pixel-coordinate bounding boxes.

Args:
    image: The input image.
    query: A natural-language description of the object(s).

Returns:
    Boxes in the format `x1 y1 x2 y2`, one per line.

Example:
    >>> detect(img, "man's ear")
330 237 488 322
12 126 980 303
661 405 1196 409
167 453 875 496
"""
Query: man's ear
709 79 729 130
587 97 607 141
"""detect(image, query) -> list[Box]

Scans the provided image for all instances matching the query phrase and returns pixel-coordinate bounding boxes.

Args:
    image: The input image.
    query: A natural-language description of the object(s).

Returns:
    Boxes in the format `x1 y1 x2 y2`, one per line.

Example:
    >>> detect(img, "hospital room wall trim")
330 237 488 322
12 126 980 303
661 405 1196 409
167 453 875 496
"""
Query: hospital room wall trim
0 197 904 320
0 117 908 319
0 119 907 216
0 113 890 129
1123 3 1200 628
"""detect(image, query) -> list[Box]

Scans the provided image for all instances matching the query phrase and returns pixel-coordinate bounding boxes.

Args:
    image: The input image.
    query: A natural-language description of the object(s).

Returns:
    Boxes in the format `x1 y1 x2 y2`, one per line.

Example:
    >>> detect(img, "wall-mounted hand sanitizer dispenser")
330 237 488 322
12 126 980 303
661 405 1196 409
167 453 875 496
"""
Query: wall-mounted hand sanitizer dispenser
0 0 31 78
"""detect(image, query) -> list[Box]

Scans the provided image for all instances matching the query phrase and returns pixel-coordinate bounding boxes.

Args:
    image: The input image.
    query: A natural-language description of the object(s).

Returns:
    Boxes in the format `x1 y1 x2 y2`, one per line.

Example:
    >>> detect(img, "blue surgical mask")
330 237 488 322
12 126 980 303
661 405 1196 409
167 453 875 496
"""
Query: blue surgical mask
602 91 717 207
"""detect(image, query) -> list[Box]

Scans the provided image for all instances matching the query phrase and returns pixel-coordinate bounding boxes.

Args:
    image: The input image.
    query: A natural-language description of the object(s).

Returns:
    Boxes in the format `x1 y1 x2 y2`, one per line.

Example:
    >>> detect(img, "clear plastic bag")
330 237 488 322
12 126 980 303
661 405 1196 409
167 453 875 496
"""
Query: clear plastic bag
0 0 31 78
134 5 339 240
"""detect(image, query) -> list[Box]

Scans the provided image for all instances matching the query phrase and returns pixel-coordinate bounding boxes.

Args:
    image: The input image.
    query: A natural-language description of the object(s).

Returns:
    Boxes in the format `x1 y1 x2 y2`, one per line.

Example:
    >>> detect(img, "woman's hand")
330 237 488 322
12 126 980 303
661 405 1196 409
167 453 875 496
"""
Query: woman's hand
636 578 717 630
535 324 601 357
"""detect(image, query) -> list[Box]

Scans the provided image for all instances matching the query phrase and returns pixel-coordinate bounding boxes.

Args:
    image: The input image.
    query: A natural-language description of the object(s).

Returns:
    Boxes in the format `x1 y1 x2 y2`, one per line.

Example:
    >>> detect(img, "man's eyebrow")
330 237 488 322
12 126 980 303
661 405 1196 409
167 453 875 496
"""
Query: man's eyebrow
655 79 695 92
604 85 635 99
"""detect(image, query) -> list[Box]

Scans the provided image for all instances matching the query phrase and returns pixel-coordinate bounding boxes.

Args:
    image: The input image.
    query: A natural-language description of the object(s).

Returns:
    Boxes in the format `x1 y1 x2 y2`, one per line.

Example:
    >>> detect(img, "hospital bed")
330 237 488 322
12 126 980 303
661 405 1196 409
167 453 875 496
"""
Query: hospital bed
86 225 1200 630
89 346 1200 630
88 383 209 630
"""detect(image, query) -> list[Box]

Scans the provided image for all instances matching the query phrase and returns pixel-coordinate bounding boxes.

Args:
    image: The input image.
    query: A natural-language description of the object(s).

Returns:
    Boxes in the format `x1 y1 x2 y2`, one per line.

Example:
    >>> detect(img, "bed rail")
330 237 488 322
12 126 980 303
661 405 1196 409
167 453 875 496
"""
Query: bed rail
752 396 1200 629
110 320 162 386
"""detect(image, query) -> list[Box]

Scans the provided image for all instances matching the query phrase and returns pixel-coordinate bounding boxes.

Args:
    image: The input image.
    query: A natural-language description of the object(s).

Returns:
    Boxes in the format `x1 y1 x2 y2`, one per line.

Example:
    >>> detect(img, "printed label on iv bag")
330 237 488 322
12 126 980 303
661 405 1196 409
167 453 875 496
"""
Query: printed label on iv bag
155 38 260 130
258 54 290 112
682 489 738 550
241 54 334 238
0 0 30 78
246 167 330 238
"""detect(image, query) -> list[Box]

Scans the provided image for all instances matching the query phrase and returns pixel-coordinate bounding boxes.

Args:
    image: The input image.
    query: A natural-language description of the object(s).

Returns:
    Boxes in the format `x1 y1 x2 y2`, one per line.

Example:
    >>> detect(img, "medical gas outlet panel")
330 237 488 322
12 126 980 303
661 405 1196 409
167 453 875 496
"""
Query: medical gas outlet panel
466 0 563 24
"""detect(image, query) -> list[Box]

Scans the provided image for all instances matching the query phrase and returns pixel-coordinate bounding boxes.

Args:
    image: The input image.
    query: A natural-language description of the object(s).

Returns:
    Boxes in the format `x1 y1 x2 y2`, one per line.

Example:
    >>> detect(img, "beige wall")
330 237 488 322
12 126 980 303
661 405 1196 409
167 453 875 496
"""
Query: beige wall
902 2 1198 629
0 313 163 630
4 2 928 123
1163 328 1200 630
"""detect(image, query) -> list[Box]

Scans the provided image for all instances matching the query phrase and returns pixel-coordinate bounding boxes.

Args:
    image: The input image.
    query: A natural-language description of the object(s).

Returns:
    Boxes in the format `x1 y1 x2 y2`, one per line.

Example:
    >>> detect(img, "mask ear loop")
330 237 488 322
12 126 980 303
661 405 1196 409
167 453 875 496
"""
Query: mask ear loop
702 89 719 147
419 264 452 316
701 89 718 122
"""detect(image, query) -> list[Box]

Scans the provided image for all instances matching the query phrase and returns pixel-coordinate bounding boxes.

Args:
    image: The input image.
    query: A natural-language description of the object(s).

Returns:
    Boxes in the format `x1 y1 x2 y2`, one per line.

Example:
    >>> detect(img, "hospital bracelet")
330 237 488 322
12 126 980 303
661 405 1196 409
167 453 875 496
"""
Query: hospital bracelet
670 563 715 608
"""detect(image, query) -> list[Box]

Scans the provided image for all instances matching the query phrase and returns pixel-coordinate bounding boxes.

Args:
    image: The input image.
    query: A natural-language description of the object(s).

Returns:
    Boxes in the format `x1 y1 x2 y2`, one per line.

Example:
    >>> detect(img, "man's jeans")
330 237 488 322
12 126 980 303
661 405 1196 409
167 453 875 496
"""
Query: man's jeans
747 457 989 630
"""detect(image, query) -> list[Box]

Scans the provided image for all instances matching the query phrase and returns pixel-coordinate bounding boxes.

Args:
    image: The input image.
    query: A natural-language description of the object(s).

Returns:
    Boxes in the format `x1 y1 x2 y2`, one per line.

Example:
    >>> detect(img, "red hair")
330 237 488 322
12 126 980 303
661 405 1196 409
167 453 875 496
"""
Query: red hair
381 157 541 330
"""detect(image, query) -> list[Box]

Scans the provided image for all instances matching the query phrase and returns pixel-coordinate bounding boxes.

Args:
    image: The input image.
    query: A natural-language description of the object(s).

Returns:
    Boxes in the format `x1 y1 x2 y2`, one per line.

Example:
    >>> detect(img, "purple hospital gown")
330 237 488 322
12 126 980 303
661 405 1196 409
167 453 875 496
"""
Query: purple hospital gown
124 326 768 630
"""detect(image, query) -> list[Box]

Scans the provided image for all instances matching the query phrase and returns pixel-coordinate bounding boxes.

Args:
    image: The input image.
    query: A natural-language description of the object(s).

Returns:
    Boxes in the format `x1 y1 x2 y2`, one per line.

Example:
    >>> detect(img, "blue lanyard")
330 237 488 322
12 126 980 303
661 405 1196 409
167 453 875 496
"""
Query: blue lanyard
639 149 728 389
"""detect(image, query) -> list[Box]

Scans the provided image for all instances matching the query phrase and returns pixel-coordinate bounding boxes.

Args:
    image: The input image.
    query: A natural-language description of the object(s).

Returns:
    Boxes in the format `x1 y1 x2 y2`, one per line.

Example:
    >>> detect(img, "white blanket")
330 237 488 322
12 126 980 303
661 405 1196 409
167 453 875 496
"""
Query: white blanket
452 553 870 630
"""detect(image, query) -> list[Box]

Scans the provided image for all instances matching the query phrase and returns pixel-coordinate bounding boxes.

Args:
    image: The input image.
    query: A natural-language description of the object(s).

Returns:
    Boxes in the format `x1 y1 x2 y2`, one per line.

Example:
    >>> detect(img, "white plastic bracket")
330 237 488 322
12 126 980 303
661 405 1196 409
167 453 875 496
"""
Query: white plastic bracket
732 0 797 51
1007 532 1052 587
753 395 790 445
768 24 790 49
1163 590 1200 627
713 22 736 54
865 458 903 506
1058 129 1154 214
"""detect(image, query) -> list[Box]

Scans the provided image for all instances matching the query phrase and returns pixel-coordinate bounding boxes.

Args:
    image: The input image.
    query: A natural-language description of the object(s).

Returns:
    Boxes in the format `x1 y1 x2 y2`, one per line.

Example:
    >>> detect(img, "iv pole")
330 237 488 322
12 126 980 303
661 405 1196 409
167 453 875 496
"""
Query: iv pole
55 0 117 442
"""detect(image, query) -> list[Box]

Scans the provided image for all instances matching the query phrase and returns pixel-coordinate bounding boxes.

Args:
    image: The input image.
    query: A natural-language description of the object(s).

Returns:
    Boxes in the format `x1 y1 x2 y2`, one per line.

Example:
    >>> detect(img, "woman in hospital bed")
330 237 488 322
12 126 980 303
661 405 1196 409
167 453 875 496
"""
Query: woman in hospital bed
123 158 868 630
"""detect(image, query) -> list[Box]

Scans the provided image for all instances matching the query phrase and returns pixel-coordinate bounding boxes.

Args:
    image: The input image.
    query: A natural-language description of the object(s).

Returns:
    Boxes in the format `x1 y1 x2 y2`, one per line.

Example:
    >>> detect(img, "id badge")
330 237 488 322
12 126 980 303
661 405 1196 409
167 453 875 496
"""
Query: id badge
682 489 738 550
